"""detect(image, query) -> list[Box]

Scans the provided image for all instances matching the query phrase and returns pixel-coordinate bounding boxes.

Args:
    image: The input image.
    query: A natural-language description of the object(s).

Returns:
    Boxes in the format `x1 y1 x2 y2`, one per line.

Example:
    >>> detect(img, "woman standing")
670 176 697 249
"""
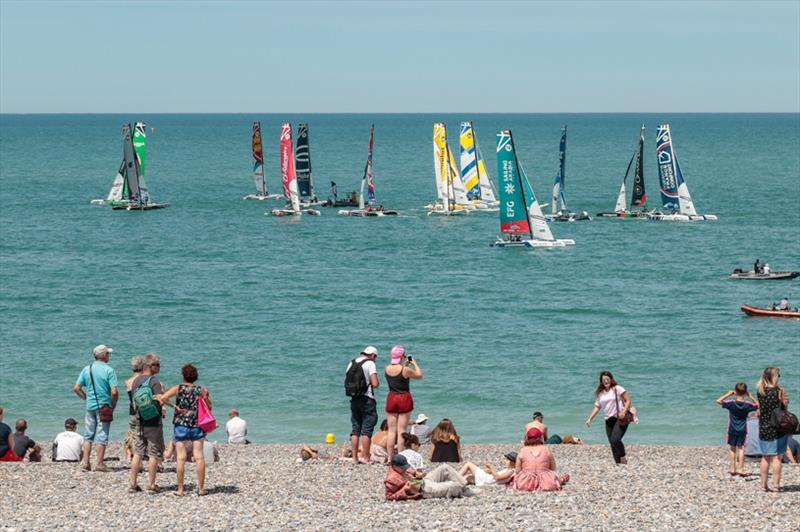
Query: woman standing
124 356 145 463
510 428 568 492
160 364 212 496
585 371 632 464
384 345 422 459
757 367 790 492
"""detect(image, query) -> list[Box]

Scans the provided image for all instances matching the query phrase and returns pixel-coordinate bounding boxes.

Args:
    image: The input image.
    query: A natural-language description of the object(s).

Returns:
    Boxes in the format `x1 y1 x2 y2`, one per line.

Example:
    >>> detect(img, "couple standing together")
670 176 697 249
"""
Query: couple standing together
346 345 423 464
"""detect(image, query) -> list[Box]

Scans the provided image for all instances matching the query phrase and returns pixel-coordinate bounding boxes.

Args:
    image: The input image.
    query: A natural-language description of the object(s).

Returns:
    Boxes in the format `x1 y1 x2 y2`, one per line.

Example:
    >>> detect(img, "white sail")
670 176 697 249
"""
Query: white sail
677 180 696 216
433 123 447 203
519 160 555 241
476 145 497 203
551 181 561 215
614 181 627 212
107 165 124 201
448 145 470 206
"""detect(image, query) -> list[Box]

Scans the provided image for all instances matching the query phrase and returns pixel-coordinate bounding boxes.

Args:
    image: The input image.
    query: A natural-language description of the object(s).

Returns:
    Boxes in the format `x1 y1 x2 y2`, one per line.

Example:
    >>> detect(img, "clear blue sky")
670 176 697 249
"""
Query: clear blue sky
1 0 798 113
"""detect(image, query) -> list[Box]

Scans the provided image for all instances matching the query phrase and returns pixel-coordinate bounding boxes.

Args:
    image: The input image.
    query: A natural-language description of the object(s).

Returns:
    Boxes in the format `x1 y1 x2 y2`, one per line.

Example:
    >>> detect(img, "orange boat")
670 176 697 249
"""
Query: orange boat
741 305 800 319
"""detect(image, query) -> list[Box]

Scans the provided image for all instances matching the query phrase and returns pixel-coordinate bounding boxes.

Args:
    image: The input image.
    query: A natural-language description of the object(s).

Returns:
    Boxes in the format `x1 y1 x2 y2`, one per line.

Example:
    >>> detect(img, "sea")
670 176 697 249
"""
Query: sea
0 113 798 446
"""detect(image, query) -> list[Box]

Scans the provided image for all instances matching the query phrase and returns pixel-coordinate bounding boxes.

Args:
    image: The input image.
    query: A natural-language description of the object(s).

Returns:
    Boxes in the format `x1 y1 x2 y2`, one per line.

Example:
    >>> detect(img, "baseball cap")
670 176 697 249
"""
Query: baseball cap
361 346 378 357
65 418 78 427
503 451 518 462
526 427 543 441
415 413 428 424
391 454 410 469
390 345 405 363
532 411 543 420
92 344 113 357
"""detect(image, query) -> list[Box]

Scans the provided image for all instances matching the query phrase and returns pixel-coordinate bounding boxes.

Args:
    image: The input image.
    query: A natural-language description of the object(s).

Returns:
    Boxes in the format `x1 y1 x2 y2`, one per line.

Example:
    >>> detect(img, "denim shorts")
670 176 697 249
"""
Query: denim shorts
350 396 378 437
84 409 110 445
174 425 205 442
760 435 788 456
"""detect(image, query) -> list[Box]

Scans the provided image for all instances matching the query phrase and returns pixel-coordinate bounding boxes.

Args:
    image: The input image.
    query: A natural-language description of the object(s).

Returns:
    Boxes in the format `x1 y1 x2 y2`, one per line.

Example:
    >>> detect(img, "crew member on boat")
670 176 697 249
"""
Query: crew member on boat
754 259 762 274
776 296 790 311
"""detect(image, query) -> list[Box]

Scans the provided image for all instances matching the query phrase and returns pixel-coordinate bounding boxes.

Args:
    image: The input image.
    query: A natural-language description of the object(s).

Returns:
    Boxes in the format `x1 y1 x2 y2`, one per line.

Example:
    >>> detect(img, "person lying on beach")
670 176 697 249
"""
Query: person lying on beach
459 451 517 487
510 428 569 492
299 444 350 462
716 383 759 477
385 454 470 500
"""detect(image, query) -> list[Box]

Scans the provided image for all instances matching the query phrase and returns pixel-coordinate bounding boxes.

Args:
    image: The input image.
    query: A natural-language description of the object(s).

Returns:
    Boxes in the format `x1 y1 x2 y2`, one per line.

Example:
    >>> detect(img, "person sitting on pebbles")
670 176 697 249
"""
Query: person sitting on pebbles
510 428 569 492
384 454 471 500
458 451 517 487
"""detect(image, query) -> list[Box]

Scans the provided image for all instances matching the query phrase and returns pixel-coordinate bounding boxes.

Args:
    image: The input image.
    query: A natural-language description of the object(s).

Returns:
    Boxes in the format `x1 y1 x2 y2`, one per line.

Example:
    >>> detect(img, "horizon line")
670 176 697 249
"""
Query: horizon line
1 111 799 116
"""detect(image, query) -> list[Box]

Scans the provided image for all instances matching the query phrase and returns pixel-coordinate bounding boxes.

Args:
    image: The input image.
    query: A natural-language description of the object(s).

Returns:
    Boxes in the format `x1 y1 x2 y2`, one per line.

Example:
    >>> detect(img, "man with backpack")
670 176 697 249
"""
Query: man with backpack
129 352 174 494
345 346 380 464
73 344 118 472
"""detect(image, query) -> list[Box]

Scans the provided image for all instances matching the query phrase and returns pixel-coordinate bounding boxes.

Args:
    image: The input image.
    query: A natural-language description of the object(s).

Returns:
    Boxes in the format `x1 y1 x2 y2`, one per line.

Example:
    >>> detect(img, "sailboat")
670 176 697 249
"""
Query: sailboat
459 121 498 210
492 130 575 248
339 125 398 217
427 123 470 215
244 121 281 200
547 126 590 222
270 123 320 216
648 124 717 221
596 124 648 218
91 122 168 210
295 123 321 206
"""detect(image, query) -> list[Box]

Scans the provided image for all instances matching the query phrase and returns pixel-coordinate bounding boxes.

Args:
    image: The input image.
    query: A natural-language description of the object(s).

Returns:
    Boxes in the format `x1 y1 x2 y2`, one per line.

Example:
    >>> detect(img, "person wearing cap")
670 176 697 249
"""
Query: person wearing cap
384 345 423 460
346 346 380 464
385 453 471 500
226 408 250 444
510 427 569 492
52 418 84 462
410 413 431 445
524 411 549 443
73 344 119 472
385 453 423 500
458 451 517 487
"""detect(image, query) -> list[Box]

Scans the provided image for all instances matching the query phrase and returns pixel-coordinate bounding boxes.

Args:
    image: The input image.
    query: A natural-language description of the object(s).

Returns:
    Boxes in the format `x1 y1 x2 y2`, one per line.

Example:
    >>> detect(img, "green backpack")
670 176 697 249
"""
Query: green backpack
133 377 160 421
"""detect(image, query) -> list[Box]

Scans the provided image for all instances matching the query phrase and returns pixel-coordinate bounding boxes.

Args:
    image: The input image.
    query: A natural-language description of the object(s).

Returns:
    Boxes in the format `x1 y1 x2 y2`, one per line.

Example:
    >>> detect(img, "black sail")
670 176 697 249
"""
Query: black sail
630 125 646 209
295 123 313 200
121 123 141 203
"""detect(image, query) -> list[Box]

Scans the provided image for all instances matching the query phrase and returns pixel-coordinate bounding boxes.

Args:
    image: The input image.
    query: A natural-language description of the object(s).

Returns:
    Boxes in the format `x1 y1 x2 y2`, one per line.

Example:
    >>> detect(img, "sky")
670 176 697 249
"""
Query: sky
0 0 798 113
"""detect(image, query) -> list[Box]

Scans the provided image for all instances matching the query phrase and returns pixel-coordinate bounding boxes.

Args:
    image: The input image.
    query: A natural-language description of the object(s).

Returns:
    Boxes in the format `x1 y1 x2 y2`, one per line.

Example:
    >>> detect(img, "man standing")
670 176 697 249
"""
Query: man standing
346 346 380 464
226 409 250 444
129 352 172 494
53 418 84 462
73 344 118 472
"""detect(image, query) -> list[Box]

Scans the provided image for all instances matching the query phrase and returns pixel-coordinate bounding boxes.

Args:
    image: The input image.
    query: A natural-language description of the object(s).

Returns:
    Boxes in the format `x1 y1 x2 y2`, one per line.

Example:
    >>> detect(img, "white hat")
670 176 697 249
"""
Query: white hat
415 413 428 424
361 345 378 357
92 344 113 357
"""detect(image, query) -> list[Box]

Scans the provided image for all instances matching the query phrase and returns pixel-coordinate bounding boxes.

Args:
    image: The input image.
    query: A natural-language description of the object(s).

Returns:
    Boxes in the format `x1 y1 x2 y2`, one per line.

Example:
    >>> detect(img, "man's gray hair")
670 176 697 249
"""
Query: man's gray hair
130 356 145 372
142 352 160 367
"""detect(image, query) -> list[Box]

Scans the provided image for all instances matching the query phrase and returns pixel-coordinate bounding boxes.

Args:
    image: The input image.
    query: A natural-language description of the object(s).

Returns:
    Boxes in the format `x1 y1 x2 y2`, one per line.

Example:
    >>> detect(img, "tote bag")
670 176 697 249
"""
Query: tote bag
197 396 218 434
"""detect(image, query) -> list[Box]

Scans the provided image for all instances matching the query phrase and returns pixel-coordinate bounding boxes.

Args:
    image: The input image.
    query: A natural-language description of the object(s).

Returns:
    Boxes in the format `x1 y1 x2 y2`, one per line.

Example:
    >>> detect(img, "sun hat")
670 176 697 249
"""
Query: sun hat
526 427 543 442
390 345 405 363
415 413 428 424
361 345 378 357
504 451 518 462
391 454 411 469
65 418 78 427
92 344 113 357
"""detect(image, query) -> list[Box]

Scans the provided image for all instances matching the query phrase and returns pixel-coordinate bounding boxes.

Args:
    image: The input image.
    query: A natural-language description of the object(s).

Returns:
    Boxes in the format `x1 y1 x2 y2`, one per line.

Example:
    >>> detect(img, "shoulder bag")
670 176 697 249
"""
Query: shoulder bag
89 363 114 423
614 386 635 427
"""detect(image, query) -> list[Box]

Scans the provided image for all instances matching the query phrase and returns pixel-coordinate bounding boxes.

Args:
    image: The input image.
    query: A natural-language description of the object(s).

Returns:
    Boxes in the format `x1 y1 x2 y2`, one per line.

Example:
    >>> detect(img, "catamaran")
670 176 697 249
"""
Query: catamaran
492 130 575 248
322 181 359 207
547 126 590 222
428 123 471 215
648 124 717 221
596 124 649 218
91 122 169 210
244 121 281 200
270 123 320 216
295 123 321 206
460 121 498 210
339 125 398 217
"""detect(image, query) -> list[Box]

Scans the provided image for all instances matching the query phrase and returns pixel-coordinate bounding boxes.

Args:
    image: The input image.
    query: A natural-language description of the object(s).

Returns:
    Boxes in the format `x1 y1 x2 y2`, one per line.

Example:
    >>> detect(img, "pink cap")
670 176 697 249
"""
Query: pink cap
526 427 543 442
390 345 405 363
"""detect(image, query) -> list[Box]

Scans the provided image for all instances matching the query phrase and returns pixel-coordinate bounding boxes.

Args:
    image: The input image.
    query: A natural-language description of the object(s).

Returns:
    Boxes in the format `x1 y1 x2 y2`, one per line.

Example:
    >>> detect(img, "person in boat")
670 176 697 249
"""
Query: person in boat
777 296 790 311
754 258 761 274
378 204 384 212
763 263 771 275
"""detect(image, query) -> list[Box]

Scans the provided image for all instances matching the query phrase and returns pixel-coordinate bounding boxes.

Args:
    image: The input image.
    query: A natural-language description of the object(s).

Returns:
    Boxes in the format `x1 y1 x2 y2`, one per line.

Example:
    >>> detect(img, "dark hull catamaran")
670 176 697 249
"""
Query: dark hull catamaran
547 125 590 222
597 124 647 218
339 125 398 217
295 123 321 207
322 181 360 207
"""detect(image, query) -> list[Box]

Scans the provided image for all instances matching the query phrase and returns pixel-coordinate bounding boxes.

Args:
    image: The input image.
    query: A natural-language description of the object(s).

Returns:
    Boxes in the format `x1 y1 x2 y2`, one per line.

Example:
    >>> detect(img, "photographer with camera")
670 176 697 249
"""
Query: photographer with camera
384 345 423 461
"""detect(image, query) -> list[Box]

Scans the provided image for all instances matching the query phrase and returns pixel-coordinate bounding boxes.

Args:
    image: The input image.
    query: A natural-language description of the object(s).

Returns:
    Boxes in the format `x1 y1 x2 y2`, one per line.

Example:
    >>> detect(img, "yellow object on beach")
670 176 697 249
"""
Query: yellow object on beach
325 433 335 444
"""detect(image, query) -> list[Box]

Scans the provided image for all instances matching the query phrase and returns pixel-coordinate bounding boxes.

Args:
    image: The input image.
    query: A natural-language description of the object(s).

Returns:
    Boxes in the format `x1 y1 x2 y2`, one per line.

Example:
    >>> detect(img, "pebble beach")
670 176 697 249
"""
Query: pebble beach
2 443 798 531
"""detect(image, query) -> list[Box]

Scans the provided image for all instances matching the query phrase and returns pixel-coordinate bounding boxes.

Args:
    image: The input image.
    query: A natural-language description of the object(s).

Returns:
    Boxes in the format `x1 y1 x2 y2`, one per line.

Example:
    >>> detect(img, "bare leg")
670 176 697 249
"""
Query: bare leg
147 455 158 490
760 456 770 489
397 412 411 452
386 413 398 459
728 445 736 474
350 434 359 464
193 441 206 495
176 441 187 495
772 456 782 490
81 441 92 469
95 443 106 467
736 446 745 474
360 435 371 462
129 454 141 489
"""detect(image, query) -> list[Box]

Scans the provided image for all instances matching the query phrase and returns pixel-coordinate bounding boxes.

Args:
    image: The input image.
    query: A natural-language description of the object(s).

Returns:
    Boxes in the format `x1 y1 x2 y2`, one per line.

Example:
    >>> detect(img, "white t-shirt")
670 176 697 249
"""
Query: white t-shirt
226 416 248 444
410 423 431 445
53 431 84 461
347 356 378 400
399 448 425 471
595 385 627 420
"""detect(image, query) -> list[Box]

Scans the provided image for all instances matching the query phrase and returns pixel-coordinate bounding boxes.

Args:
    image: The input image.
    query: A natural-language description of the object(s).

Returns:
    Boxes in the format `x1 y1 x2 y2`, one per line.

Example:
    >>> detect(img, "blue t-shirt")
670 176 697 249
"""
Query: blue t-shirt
722 399 758 433
76 361 119 411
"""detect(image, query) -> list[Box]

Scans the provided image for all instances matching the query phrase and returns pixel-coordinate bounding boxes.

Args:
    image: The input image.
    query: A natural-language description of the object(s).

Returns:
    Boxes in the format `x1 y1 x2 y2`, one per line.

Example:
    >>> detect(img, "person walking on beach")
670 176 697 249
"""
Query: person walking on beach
52 418 84 462
226 409 249 444
345 346 380 464
716 383 758 477
756 367 790 492
585 371 632 464
129 353 174 494
73 344 118 472
160 363 211 496
384 345 423 460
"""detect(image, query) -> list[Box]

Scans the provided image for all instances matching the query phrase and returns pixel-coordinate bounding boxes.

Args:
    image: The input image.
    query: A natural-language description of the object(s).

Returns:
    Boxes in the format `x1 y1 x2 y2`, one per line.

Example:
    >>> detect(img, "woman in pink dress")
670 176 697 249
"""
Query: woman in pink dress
510 428 569 492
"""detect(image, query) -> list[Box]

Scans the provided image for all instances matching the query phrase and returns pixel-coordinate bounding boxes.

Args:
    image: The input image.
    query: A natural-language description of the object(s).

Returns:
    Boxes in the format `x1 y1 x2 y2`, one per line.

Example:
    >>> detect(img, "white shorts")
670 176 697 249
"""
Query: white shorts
472 467 497 487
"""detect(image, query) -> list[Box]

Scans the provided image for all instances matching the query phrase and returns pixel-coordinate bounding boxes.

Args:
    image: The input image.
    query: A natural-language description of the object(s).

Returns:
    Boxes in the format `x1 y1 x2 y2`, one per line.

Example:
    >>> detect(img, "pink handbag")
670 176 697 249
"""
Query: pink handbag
197 394 217 434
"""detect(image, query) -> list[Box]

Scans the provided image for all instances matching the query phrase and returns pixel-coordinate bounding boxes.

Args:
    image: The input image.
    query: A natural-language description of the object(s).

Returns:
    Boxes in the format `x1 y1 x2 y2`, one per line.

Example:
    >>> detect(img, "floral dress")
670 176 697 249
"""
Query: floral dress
174 384 203 428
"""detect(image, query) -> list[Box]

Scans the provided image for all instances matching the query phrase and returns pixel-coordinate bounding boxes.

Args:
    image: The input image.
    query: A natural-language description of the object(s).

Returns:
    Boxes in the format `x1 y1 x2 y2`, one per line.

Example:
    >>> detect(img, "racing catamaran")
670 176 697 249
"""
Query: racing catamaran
648 124 717 221
597 124 649 218
244 121 281 200
460 121 498 210
295 123 321 206
547 125 589 221
270 123 320 216
339 125 398 217
492 130 574 248
92 122 169 210
428 123 470 215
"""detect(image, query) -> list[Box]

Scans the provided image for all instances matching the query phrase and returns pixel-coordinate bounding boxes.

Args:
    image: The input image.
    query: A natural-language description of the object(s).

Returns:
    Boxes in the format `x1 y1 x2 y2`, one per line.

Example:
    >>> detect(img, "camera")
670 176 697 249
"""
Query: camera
406 355 413 363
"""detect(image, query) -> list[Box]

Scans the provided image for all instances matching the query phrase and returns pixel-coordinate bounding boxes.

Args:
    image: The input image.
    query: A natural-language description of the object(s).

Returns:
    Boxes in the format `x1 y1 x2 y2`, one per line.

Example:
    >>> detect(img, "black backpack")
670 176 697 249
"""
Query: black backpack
344 358 369 397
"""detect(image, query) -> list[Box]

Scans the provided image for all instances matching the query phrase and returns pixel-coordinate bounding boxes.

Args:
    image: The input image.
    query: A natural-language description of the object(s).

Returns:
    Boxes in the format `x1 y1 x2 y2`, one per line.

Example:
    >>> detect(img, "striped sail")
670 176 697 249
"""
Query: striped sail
551 125 567 215
460 122 481 199
656 124 680 212
133 122 149 204
496 130 531 236
252 121 266 196
279 123 300 211
433 123 450 209
295 123 313 200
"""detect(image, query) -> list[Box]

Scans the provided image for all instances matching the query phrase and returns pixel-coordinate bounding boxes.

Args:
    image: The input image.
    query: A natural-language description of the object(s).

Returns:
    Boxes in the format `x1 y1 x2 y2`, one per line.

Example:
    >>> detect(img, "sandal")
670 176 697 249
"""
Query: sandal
197 489 206 497
128 485 141 493
560 473 570 485
173 491 185 497
146 486 161 495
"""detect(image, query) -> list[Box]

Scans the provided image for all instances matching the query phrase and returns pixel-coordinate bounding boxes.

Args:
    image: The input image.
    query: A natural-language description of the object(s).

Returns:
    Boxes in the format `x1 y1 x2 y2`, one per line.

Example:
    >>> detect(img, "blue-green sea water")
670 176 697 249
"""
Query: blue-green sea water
1 114 798 446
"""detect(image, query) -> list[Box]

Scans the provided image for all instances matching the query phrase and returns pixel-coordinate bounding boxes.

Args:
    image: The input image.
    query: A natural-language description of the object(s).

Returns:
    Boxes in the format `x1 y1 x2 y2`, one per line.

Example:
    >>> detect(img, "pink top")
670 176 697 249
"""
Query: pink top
595 385 627 420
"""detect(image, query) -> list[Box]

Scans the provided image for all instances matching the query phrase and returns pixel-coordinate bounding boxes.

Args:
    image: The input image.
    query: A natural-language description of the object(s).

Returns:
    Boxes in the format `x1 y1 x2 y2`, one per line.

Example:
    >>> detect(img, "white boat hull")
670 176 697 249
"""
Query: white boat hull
338 209 398 217
647 212 717 221
269 208 320 217
244 193 282 201
493 238 575 248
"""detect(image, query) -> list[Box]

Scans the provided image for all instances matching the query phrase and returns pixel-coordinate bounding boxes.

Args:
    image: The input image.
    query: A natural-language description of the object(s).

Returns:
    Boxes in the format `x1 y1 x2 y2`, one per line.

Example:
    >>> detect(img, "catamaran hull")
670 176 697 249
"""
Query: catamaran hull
741 305 800 318
270 208 321 216
731 271 799 280
647 212 718 221
111 203 170 211
492 238 575 248
338 209 399 217
547 211 591 222
243 194 282 201
596 211 649 218
322 198 360 207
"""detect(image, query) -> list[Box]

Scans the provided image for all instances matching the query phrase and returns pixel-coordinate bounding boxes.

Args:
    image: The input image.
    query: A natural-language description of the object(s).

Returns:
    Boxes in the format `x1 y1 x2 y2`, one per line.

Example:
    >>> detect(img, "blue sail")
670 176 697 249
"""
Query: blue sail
656 124 680 212
552 126 567 213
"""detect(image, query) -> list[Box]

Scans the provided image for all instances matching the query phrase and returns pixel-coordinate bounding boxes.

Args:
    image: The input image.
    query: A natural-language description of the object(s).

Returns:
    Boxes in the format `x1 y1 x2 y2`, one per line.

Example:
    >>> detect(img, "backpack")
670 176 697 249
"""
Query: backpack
770 405 800 435
133 377 160 421
344 358 369 397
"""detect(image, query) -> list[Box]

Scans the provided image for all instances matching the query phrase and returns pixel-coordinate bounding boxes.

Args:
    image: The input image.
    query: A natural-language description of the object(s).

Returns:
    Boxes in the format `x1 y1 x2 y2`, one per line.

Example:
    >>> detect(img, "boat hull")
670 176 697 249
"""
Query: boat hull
547 211 591 222
270 208 321 217
492 238 575 248
730 271 799 280
111 203 169 211
647 213 717 221
243 193 282 201
740 305 800 318
338 209 399 217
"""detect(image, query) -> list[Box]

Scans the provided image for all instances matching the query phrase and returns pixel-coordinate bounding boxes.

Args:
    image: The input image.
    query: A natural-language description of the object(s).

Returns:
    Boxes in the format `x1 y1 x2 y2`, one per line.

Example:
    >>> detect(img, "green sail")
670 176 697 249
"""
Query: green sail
496 130 531 236
133 122 147 177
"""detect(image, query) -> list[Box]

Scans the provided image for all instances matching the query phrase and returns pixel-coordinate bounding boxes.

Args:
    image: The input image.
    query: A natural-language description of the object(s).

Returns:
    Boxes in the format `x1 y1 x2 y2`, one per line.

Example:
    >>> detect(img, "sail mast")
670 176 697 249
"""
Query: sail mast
511 132 534 240
252 121 266 196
